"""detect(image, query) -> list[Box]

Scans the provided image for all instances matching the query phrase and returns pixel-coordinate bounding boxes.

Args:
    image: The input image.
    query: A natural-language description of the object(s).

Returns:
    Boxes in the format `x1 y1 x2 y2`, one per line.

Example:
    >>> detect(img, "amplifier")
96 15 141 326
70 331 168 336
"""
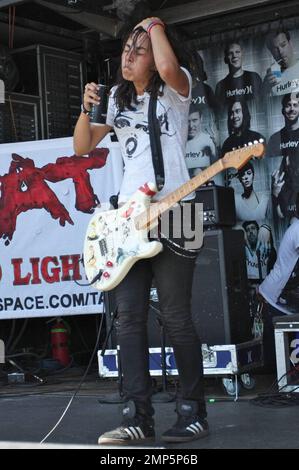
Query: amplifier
12 45 85 139
0 92 41 143
195 185 236 228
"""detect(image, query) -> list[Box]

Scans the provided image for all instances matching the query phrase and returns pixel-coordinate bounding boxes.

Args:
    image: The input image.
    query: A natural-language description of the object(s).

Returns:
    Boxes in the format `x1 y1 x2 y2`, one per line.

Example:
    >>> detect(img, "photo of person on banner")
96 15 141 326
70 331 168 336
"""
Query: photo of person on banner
267 92 299 221
233 161 269 222
242 220 276 282
263 29 299 96
215 41 262 105
221 98 265 156
190 51 217 110
185 103 217 177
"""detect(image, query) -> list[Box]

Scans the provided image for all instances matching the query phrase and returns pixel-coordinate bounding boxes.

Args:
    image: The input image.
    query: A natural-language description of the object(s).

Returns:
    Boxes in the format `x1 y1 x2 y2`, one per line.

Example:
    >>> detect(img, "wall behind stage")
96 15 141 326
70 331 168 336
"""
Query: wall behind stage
0 135 123 319
186 22 299 282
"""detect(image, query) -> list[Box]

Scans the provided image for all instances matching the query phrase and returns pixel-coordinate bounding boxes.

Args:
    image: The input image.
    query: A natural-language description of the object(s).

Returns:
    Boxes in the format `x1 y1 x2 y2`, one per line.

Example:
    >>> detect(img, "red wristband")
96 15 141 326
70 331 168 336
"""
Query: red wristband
147 21 165 35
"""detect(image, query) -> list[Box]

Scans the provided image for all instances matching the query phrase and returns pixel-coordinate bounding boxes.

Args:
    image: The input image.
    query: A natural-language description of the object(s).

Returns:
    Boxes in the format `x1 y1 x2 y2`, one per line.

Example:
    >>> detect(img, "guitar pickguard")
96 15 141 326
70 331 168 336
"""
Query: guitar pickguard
83 183 163 291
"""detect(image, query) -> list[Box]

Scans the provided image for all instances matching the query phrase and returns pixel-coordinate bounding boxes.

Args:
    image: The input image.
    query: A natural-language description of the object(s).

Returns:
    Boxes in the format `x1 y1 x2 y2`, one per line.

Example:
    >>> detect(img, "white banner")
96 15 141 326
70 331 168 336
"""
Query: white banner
0 135 123 319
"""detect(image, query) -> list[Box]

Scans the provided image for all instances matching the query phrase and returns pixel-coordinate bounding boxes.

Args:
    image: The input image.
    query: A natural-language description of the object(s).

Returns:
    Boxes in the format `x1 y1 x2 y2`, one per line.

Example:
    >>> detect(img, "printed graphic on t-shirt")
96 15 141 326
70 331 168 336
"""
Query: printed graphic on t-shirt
215 71 262 104
114 101 175 160
270 62 299 96
267 128 299 217
266 128 299 157
245 246 268 280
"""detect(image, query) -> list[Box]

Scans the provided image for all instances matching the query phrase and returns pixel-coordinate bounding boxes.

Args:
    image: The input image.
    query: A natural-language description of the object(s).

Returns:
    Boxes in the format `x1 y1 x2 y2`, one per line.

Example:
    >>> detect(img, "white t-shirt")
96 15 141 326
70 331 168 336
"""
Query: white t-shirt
106 68 194 204
185 132 216 170
245 246 268 280
235 191 269 222
259 218 299 314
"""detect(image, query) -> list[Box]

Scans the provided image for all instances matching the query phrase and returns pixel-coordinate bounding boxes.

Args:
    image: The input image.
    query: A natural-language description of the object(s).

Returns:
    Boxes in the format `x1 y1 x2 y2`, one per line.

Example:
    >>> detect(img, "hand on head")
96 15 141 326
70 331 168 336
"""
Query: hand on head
134 17 165 35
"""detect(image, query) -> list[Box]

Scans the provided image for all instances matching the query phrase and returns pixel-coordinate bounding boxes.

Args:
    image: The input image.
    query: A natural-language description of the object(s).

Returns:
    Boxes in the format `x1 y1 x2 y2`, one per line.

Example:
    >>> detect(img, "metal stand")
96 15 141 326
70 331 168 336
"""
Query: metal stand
98 292 124 404
98 290 175 404
151 305 175 403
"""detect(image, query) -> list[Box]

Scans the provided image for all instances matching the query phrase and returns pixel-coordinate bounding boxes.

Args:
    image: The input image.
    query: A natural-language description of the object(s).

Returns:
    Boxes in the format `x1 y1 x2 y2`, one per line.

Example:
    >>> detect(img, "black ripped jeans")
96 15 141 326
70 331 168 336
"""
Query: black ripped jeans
113 219 207 419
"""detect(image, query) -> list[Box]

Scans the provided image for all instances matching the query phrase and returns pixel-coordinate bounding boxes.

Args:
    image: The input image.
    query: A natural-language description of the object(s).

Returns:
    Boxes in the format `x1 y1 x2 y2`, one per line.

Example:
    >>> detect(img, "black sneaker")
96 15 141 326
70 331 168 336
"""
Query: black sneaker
162 399 209 443
98 401 155 445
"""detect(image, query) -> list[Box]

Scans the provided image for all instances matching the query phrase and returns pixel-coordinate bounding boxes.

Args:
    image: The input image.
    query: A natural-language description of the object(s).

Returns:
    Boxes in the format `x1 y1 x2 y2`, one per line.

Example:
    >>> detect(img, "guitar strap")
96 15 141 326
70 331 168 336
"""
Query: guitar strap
148 95 165 191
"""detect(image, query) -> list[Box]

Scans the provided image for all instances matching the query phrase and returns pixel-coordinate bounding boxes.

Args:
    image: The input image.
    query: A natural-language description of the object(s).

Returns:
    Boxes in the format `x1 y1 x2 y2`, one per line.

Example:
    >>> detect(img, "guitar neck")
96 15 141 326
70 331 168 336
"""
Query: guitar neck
136 158 224 230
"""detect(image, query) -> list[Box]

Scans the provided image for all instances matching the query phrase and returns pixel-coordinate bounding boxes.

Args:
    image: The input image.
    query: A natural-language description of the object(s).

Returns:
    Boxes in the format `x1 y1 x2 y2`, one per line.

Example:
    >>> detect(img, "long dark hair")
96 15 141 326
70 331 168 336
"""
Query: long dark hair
237 161 254 199
114 25 191 112
189 50 207 82
227 98 251 135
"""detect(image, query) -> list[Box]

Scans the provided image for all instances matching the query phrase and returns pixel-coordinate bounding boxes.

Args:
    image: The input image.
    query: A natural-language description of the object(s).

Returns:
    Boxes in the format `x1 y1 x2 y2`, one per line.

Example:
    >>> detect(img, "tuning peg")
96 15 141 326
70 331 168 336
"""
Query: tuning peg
259 138 264 143
248 142 253 146
253 140 258 144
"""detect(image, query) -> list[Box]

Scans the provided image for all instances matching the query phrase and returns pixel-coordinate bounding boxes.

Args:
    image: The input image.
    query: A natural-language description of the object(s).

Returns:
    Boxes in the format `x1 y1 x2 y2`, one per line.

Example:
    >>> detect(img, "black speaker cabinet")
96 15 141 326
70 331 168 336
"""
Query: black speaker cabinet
0 92 41 143
12 45 85 139
191 228 251 345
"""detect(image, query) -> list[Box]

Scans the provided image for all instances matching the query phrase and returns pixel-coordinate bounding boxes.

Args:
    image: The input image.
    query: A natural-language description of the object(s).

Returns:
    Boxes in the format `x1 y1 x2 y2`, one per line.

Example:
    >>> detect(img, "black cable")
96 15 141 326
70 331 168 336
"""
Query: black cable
44 356 75 375
74 280 94 287
7 351 44 374
250 392 299 407
147 301 177 386
74 269 103 287
6 352 43 359
250 366 299 407
39 309 105 444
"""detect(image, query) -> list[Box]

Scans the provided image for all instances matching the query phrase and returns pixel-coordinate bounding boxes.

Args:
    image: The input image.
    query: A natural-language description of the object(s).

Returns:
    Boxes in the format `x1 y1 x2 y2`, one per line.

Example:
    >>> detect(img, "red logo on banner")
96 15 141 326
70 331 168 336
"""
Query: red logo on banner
0 148 109 246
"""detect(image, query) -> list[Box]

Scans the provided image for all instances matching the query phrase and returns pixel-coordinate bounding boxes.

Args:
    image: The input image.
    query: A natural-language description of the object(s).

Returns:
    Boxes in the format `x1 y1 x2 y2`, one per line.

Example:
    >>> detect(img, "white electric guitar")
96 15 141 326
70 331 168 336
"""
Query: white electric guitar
83 142 265 291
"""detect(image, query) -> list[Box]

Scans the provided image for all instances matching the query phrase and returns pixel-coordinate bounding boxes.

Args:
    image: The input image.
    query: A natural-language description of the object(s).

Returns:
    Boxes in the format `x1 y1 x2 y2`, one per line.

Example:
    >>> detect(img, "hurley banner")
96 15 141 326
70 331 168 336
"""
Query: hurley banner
0 135 123 319
186 23 299 287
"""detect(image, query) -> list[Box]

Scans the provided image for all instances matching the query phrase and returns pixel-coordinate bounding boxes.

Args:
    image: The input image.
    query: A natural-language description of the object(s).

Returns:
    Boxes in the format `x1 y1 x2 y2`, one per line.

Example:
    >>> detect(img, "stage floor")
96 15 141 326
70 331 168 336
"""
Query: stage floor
0 368 298 449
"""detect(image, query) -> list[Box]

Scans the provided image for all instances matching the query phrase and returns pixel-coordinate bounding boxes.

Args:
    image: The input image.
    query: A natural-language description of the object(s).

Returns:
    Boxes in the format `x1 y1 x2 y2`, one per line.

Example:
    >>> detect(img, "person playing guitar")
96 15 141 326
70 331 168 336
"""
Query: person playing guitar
74 17 264 446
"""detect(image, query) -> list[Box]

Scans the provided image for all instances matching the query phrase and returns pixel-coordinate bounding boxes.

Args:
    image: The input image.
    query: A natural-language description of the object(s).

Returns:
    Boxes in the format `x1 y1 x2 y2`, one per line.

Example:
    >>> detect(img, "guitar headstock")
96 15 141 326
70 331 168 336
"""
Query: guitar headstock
222 141 265 170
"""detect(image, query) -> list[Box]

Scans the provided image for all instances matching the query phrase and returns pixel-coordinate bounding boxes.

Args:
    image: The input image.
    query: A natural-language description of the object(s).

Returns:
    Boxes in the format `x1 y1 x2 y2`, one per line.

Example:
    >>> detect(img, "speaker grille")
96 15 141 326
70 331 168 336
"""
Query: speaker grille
191 229 251 345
